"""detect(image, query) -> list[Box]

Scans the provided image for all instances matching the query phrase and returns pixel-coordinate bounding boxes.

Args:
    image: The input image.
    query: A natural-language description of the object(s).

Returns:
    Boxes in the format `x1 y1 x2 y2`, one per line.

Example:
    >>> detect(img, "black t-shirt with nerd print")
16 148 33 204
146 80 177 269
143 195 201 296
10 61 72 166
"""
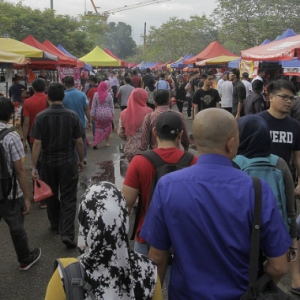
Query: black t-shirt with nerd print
193 88 221 111
258 110 300 163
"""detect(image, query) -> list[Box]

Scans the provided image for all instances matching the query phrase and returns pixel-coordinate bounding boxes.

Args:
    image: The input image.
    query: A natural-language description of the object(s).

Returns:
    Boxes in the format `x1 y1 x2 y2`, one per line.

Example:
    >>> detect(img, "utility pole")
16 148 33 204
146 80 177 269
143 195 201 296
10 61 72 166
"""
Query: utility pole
50 0 53 9
143 22 147 54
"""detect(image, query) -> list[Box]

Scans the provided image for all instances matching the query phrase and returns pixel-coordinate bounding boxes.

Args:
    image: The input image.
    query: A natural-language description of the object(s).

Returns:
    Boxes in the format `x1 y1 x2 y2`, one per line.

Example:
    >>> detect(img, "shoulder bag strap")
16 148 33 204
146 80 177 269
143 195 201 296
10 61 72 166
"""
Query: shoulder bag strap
177 151 194 166
248 177 262 297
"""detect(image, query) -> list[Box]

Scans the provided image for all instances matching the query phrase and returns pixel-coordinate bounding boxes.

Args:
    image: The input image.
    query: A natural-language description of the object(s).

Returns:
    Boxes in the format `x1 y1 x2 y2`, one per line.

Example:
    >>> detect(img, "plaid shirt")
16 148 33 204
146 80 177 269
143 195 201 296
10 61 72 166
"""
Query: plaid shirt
139 106 190 151
0 123 24 199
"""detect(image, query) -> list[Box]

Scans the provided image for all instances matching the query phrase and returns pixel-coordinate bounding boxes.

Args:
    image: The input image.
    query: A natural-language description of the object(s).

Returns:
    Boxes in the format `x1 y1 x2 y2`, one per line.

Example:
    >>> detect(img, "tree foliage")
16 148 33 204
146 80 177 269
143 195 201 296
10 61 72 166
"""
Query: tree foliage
213 0 300 53
104 22 137 59
142 15 218 62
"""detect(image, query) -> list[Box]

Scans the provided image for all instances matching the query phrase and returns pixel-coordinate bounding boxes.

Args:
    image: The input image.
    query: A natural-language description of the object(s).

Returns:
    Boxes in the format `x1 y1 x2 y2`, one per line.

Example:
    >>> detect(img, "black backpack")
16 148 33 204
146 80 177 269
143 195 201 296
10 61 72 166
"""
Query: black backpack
53 259 92 300
0 128 17 201
130 150 194 240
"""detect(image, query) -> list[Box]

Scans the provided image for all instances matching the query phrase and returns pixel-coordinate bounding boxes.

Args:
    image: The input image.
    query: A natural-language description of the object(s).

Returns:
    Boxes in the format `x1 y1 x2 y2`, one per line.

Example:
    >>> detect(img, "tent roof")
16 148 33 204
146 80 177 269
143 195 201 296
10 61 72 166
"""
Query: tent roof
241 34 300 61
0 37 44 58
183 41 236 64
196 55 240 66
261 39 271 45
151 61 163 70
171 54 194 68
161 59 174 67
0 50 26 64
127 62 137 68
57 44 92 71
282 57 300 68
276 29 297 41
42 40 77 66
104 49 127 67
79 46 121 67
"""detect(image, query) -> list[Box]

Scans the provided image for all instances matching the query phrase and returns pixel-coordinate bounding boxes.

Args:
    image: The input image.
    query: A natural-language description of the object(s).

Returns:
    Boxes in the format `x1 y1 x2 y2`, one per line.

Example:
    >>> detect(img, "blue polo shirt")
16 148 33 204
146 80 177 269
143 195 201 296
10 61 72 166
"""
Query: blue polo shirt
141 154 291 300
63 88 88 128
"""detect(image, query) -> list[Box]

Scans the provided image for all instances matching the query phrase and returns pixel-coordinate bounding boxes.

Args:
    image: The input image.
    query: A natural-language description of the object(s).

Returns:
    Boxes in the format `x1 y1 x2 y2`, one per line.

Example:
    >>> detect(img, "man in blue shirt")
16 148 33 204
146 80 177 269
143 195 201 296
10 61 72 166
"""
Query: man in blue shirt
63 76 91 164
9 75 26 104
141 108 291 300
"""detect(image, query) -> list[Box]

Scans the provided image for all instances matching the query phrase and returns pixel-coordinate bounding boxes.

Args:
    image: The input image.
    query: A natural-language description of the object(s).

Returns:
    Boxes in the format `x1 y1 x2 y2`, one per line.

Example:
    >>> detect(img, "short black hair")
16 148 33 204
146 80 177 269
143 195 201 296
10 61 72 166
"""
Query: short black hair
32 78 46 92
125 77 131 84
258 68 266 74
64 76 74 88
48 83 65 102
132 70 137 75
146 68 151 73
90 76 98 84
160 73 165 79
242 72 249 79
201 72 214 80
252 80 264 92
267 79 296 96
230 68 240 78
154 90 169 105
0 97 14 121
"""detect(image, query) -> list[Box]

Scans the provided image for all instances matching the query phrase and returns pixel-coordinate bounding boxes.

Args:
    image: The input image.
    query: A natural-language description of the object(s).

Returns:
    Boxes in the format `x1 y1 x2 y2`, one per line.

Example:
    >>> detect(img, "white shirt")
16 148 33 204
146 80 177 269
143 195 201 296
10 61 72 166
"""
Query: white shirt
242 80 252 97
219 81 233 108
217 79 225 93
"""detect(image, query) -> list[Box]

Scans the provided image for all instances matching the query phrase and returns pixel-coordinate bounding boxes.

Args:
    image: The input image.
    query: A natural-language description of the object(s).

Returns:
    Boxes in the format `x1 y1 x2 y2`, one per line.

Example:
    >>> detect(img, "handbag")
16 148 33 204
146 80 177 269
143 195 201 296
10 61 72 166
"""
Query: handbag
33 179 53 202
240 178 290 300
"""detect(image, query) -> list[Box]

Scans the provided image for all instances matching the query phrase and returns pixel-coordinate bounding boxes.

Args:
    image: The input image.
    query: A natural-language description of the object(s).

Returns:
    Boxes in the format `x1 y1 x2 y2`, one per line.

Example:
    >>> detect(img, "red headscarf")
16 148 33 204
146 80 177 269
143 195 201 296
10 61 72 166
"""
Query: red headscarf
97 81 108 104
120 88 152 137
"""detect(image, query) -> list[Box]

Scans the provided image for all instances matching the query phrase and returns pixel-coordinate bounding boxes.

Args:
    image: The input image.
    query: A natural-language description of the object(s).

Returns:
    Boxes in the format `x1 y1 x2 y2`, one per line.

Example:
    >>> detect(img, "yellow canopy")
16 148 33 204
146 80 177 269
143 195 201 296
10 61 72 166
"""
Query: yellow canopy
167 56 183 69
0 38 44 58
0 50 25 64
79 46 121 67
195 55 240 66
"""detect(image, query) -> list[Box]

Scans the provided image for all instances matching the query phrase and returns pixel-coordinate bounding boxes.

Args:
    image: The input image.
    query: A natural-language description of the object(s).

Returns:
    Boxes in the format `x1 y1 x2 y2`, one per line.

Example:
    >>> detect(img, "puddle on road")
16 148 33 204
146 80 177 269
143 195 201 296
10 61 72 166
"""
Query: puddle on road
78 144 128 192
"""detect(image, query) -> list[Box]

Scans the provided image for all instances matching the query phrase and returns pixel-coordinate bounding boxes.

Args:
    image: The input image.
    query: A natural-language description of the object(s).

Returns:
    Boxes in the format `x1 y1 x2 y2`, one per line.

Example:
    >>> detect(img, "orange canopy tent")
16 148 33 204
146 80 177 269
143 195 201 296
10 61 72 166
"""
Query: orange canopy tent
104 48 127 67
183 41 237 64
42 40 78 67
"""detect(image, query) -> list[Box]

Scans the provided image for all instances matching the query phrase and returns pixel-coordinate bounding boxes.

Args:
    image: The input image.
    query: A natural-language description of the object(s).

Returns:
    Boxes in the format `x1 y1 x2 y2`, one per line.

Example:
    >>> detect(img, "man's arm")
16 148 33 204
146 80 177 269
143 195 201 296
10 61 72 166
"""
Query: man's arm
148 247 169 286
118 90 122 105
292 150 300 197
13 159 31 214
236 101 243 120
22 116 30 150
139 115 151 151
31 139 41 172
76 137 84 171
84 105 92 127
236 85 246 119
194 104 199 118
264 253 289 284
122 185 139 214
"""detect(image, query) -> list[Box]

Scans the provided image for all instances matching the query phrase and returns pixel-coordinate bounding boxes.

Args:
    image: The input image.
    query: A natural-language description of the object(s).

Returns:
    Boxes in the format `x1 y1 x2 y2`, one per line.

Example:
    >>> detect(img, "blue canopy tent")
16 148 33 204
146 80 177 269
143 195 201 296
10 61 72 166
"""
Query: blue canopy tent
261 39 271 45
282 58 300 68
57 44 92 71
275 29 297 41
170 54 193 68
228 58 240 68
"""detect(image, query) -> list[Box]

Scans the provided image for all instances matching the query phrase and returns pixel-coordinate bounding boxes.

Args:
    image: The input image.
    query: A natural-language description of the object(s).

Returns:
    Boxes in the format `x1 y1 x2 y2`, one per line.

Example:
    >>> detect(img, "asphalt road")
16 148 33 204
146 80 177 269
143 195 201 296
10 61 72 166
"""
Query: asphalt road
0 105 298 299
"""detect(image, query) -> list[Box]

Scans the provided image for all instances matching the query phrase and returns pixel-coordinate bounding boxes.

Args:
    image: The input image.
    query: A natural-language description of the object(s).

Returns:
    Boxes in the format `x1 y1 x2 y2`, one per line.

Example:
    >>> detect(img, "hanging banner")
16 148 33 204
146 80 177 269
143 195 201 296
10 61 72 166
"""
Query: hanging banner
57 67 81 89
283 67 300 76
239 60 254 77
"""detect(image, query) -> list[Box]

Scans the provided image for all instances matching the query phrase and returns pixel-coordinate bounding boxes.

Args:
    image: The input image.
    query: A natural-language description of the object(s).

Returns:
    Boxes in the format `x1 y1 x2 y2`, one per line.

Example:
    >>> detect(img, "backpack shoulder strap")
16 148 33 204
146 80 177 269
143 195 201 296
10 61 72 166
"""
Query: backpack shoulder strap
0 128 14 141
54 259 92 300
268 154 279 167
139 150 166 169
177 151 194 166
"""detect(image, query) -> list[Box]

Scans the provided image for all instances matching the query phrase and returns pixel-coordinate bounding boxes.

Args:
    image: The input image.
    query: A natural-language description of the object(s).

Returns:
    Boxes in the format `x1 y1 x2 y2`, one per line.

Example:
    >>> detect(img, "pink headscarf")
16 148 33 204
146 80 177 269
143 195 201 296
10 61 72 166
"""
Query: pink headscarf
97 81 108 104
120 88 152 137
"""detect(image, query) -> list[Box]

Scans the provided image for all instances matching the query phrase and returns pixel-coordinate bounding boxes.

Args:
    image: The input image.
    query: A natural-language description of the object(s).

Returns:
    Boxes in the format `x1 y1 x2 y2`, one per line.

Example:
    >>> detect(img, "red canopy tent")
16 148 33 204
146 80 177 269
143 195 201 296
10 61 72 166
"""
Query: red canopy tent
161 60 174 70
183 41 236 64
151 61 164 70
241 34 300 61
42 40 78 67
104 48 127 67
128 62 137 68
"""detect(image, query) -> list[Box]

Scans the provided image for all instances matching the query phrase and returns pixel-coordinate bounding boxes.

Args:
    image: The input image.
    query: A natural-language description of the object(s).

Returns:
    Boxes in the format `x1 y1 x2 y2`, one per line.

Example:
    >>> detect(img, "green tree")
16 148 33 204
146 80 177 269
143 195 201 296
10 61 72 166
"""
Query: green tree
104 22 137 59
213 0 300 53
143 15 218 62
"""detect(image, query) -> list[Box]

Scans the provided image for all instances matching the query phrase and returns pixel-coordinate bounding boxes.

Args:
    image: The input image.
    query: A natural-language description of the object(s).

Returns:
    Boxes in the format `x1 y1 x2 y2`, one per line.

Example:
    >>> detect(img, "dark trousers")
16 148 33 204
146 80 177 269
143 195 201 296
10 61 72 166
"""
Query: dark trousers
120 106 127 111
186 96 193 117
112 86 118 104
0 197 31 263
42 163 78 240
176 100 184 113
222 107 232 113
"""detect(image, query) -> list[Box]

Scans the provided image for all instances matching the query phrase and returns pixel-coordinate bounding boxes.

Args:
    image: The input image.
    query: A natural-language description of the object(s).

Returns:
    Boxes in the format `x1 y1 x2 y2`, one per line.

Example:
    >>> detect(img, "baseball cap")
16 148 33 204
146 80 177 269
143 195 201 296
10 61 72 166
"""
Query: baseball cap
223 71 229 75
155 111 183 135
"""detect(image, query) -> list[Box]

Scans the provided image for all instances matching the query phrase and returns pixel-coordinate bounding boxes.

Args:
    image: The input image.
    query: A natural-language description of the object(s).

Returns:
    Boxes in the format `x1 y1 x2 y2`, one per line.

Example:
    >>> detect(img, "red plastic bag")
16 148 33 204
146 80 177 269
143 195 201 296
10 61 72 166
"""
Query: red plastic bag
33 179 53 202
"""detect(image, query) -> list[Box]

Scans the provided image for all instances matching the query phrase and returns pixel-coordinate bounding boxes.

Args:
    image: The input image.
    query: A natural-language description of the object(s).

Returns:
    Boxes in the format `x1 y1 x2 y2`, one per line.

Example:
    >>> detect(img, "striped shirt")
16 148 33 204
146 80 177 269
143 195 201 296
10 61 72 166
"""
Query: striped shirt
139 106 190 151
31 105 82 167
0 123 24 199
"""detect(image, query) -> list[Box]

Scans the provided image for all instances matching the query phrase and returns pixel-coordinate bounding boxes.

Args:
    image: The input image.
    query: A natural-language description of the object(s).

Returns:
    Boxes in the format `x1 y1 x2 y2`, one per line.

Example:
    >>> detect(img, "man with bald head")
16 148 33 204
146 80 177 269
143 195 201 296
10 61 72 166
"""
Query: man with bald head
141 108 290 299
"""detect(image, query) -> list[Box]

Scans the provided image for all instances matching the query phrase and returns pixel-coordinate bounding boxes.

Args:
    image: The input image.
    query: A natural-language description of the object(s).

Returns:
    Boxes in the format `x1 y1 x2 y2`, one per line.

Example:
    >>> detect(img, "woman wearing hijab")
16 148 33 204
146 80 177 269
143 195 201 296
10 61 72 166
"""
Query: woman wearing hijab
118 88 152 162
90 81 114 149
233 115 300 294
45 181 162 300
145 78 156 110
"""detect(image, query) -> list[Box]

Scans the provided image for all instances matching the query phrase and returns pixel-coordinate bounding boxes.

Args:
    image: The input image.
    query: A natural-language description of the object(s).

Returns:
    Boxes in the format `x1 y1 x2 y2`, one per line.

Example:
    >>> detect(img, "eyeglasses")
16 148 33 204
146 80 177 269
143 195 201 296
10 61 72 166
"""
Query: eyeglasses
275 94 296 102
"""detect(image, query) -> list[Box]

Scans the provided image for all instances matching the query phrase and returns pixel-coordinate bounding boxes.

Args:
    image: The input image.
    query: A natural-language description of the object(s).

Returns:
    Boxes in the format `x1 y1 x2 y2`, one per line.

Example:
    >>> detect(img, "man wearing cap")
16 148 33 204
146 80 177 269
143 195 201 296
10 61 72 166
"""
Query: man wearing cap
141 108 290 299
123 110 197 257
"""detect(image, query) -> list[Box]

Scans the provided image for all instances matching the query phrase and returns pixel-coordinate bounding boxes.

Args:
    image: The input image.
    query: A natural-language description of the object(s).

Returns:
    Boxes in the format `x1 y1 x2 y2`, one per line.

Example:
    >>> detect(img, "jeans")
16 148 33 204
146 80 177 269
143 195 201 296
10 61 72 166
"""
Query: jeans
42 163 78 240
186 96 192 117
0 197 31 263
134 241 171 288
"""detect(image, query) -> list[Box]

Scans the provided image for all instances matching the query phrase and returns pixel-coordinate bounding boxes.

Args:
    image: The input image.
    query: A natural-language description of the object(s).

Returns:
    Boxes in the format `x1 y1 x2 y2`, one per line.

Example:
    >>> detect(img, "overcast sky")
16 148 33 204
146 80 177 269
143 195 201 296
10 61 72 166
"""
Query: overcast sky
9 0 218 44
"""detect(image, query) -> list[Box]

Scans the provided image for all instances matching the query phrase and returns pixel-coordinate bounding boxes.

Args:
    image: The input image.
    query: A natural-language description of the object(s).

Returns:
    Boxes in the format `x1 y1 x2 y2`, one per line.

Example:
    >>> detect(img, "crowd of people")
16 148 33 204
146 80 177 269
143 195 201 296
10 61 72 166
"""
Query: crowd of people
1 66 300 299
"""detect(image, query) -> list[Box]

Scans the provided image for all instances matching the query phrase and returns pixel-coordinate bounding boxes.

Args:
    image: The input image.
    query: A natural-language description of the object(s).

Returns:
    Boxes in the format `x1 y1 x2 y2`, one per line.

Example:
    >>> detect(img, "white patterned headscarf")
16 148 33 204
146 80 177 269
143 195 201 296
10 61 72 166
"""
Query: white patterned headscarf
78 182 157 300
